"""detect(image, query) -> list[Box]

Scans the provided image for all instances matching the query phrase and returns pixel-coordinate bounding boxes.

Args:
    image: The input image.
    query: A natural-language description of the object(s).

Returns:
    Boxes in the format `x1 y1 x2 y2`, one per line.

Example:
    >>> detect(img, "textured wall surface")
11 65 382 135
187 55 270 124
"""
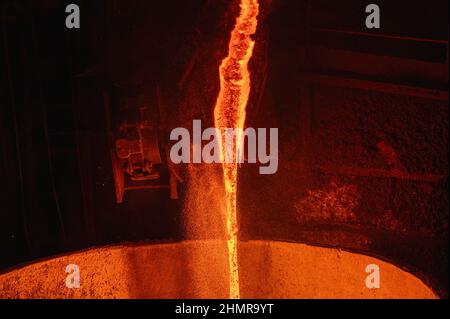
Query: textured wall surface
0 241 436 299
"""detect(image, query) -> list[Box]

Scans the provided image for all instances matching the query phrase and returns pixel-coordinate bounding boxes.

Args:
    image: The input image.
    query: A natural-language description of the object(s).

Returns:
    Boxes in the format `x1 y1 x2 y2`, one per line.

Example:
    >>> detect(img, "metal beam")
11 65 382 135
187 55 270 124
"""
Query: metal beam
312 27 449 45
300 73 449 101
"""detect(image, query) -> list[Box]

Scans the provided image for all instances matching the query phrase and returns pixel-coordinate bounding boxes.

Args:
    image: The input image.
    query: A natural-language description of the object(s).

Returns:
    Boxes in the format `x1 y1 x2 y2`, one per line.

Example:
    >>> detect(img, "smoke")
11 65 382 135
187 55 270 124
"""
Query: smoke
182 164 228 240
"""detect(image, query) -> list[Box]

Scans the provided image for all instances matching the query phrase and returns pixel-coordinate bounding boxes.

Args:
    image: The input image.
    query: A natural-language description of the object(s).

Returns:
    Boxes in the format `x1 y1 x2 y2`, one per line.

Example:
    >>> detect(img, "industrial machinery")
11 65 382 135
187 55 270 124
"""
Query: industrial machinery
110 94 169 203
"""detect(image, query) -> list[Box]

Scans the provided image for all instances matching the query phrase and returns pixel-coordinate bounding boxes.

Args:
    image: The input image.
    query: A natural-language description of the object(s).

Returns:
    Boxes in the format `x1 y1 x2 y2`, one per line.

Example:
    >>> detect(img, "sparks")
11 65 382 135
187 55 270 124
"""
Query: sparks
213 0 260 299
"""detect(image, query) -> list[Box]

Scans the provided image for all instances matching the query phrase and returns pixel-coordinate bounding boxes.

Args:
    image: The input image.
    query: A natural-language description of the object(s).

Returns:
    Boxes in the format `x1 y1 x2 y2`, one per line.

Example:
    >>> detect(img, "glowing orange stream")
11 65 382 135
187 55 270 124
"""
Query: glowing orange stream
213 0 259 299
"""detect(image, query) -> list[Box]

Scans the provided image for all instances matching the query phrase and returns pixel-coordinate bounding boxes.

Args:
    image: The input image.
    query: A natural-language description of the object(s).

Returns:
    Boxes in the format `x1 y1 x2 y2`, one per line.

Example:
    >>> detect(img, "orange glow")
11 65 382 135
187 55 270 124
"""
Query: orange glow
213 0 260 299
0 241 437 299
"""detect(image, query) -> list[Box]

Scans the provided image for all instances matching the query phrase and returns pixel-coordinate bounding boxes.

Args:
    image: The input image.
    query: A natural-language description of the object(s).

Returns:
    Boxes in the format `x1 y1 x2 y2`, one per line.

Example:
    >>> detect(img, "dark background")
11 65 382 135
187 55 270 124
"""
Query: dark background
0 0 448 297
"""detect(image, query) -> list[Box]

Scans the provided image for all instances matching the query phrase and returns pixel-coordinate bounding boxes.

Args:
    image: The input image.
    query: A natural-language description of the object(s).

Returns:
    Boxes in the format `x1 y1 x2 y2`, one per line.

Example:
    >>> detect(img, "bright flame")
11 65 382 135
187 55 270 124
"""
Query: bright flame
213 0 260 299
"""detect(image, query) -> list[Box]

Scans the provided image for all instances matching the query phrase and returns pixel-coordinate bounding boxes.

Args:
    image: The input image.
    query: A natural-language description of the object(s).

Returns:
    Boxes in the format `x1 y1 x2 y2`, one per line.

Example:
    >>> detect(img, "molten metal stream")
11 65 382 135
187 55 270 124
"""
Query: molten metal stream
213 0 260 299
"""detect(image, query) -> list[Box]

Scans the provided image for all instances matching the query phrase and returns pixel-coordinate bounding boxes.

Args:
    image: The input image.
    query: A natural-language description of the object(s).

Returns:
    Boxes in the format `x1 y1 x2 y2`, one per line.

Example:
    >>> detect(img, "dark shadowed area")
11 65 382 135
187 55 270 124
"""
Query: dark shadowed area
0 0 448 298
